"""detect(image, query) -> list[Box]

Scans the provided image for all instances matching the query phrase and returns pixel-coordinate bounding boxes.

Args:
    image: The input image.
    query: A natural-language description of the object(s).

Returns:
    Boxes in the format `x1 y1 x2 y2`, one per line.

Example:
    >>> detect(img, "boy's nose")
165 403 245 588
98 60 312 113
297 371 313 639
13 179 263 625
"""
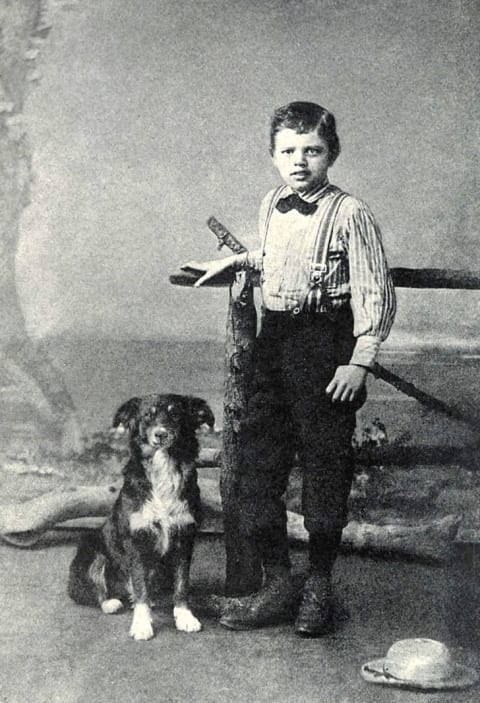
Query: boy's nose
294 152 307 165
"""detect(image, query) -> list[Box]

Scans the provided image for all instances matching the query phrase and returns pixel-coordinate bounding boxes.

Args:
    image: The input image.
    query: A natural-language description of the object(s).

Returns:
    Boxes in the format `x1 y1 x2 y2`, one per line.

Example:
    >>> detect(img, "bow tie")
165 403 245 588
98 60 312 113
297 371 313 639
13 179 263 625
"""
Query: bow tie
275 192 318 216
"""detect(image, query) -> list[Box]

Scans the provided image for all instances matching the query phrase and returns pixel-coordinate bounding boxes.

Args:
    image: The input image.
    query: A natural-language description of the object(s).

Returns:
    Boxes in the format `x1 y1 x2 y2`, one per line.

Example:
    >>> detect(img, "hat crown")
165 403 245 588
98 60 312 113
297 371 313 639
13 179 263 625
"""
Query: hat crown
383 639 454 683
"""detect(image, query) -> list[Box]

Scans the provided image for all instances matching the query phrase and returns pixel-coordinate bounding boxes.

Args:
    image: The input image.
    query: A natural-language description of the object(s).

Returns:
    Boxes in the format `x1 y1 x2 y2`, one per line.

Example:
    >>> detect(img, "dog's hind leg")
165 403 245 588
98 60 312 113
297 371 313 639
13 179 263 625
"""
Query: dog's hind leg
88 555 123 614
101 598 124 614
68 533 109 607
172 531 202 633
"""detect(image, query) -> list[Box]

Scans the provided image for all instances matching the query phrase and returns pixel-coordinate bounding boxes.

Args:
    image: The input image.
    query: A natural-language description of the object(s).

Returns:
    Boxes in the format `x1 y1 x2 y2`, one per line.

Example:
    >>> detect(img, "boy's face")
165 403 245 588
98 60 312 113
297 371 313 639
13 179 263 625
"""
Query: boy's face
271 128 330 194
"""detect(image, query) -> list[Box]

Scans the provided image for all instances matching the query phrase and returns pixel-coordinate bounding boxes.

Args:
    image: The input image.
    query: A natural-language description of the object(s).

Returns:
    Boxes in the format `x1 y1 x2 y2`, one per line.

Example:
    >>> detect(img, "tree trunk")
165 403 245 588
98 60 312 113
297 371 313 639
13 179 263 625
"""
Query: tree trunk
0 0 83 458
220 275 263 595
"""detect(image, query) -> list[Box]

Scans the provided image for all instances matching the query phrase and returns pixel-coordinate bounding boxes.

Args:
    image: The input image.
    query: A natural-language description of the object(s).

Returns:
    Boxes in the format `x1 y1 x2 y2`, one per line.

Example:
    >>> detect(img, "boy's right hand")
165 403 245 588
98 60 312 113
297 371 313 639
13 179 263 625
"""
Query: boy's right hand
181 255 240 287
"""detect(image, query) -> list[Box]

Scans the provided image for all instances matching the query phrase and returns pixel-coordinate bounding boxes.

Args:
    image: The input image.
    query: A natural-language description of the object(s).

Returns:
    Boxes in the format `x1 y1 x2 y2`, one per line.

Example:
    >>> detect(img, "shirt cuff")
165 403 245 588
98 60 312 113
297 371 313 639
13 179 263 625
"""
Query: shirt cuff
232 252 248 270
349 335 382 368
235 249 262 271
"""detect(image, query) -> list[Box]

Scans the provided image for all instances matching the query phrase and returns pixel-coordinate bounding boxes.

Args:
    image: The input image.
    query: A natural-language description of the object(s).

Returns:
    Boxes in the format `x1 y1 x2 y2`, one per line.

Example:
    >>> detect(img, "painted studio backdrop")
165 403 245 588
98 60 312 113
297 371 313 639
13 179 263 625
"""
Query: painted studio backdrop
20 0 478 348
13 0 478 443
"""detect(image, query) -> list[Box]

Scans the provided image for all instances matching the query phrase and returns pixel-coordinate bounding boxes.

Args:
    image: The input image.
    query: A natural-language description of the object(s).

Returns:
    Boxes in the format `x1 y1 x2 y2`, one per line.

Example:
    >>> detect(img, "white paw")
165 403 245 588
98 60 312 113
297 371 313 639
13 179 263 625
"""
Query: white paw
101 598 123 615
174 606 202 633
129 603 154 641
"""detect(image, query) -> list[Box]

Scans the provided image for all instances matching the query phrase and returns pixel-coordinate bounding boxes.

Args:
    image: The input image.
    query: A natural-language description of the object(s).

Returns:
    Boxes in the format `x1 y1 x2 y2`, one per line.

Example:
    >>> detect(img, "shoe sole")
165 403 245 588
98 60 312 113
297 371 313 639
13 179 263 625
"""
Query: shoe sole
294 625 334 638
219 618 260 631
220 609 296 631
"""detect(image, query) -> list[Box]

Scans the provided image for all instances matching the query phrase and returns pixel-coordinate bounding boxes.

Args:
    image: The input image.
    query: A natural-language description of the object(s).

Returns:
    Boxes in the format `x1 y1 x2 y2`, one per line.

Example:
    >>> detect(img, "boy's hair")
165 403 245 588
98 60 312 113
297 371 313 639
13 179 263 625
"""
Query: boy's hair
269 101 340 165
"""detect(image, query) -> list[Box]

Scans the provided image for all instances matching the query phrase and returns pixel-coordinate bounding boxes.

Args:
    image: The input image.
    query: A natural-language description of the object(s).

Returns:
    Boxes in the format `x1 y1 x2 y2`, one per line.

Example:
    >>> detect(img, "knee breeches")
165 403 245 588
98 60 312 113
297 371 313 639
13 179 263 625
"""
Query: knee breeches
239 307 365 539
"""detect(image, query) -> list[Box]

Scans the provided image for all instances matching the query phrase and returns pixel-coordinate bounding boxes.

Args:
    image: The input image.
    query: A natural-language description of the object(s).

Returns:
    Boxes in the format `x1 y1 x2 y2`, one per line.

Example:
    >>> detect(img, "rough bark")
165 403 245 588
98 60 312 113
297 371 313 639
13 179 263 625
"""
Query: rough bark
200 217 263 595
221 275 262 595
0 0 83 457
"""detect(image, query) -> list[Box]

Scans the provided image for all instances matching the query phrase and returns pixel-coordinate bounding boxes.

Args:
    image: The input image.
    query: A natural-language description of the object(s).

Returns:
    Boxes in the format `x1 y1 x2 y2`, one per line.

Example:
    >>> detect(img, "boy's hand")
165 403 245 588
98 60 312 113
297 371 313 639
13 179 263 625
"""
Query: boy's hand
326 365 368 402
181 256 238 287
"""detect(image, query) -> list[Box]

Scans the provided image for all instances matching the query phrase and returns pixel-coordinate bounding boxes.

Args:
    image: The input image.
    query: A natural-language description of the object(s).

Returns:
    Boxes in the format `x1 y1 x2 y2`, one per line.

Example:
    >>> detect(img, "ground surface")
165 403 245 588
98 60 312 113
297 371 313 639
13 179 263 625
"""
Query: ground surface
1 534 480 703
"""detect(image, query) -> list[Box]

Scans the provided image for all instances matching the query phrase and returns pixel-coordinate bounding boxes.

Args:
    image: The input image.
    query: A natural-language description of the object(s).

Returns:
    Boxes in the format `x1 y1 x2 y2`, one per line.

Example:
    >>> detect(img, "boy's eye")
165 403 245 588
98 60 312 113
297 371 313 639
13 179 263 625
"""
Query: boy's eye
306 147 323 155
281 148 294 154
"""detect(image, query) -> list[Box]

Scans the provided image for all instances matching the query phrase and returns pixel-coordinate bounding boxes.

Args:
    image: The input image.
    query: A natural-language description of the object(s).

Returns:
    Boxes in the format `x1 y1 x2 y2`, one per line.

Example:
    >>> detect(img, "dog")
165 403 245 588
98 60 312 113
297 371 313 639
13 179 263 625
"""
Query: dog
68 393 214 640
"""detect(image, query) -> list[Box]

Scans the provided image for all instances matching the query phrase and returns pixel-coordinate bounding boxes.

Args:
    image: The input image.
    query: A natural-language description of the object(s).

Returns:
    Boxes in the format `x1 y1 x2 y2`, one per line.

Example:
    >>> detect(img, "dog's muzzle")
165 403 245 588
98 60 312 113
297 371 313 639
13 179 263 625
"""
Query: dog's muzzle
146 424 177 448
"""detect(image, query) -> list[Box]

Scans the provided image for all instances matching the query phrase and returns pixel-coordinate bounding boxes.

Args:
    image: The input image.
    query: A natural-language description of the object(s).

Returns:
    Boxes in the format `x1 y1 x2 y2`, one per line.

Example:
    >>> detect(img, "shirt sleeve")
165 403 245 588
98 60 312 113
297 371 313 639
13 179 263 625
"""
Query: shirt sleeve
248 189 284 272
234 249 262 270
342 197 396 368
237 189 277 272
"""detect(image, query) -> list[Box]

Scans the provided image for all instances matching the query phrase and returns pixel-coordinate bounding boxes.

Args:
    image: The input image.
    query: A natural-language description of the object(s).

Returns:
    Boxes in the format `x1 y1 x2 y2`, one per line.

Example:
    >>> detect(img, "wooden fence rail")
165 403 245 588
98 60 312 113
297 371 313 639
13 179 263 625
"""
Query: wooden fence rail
170 267 480 290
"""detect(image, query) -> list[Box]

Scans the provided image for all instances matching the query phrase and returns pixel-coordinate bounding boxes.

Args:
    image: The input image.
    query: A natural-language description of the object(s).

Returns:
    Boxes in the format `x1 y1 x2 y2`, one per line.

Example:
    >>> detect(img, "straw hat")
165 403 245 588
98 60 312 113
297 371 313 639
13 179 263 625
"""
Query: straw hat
361 639 478 691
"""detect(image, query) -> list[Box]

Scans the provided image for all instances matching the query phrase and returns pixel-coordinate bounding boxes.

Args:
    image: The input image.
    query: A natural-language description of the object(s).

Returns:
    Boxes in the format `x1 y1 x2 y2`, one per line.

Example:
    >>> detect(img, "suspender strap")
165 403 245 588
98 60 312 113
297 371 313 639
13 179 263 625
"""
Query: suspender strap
261 186 287 252
306 190 348 313
310 191 348 286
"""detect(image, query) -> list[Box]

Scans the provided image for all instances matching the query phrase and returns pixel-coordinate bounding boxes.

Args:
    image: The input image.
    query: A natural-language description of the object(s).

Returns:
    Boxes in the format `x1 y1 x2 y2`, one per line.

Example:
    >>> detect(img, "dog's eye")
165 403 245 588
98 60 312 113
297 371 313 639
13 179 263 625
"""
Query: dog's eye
167 404 181 418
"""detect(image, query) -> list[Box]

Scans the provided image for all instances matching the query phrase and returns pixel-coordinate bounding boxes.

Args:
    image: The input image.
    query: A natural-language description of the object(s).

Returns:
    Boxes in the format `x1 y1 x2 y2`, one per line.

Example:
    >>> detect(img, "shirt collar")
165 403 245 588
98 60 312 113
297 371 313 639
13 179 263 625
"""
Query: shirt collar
285 179 331 203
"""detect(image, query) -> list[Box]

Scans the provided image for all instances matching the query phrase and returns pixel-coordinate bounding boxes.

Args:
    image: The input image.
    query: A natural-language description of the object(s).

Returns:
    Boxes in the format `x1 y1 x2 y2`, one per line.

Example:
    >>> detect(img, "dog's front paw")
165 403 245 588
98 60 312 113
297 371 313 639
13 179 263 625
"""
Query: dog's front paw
129 603 154 641
174 605 202 633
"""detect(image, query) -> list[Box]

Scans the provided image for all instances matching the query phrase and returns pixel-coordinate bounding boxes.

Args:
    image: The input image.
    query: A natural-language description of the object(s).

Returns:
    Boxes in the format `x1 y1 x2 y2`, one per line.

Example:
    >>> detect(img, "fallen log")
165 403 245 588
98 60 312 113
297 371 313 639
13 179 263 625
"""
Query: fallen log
0 478 461 562
286 511 461 562
0 483 122 546
197 445 480 470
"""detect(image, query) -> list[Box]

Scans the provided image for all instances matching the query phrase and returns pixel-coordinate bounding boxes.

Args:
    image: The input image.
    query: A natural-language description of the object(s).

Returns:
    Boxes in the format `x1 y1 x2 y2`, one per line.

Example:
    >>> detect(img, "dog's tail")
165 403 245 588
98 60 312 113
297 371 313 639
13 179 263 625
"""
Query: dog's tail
68 531 107 607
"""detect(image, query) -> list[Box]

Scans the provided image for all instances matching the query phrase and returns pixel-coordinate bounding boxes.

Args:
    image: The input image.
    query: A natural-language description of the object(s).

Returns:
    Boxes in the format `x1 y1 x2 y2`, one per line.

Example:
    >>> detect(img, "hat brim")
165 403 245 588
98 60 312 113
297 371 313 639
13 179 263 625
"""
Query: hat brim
361 659 479 691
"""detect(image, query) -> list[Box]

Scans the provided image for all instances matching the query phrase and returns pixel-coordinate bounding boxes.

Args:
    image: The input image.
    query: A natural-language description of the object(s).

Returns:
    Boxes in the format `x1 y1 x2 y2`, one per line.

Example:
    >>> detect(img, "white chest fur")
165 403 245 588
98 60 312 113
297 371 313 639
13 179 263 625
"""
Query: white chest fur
129 450 196 553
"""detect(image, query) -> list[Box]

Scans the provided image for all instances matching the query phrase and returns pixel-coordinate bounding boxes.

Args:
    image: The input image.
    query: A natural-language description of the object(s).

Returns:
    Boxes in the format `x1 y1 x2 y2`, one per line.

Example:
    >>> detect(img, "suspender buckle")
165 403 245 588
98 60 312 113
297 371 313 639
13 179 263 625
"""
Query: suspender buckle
310 264 327 285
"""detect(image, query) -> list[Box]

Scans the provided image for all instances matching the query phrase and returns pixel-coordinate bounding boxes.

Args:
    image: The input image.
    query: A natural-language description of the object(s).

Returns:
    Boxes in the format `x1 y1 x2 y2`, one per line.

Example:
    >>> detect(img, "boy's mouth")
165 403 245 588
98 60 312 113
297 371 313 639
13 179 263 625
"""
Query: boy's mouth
291 170 310 178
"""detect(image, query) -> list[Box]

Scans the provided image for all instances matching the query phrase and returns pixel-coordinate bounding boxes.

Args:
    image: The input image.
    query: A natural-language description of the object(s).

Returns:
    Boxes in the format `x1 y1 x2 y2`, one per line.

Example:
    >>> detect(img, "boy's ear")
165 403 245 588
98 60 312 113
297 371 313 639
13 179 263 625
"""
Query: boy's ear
187 396 215 430
111 397 141 435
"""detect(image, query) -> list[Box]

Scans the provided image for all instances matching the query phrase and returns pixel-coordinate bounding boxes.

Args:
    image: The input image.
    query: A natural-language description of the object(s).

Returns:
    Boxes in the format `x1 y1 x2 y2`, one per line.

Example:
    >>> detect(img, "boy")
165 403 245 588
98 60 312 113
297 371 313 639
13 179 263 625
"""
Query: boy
185 102 396 636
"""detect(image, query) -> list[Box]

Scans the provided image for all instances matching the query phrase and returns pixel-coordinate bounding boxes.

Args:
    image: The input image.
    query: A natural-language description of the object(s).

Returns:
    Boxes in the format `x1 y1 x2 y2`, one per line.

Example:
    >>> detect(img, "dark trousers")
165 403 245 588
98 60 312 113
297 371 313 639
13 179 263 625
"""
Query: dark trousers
239 306 365 570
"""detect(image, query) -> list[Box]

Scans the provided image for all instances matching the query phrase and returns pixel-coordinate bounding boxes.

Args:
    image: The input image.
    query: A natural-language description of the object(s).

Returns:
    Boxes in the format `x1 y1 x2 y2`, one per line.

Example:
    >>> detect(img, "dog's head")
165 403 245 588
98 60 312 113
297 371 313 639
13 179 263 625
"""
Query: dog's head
112 394 214 456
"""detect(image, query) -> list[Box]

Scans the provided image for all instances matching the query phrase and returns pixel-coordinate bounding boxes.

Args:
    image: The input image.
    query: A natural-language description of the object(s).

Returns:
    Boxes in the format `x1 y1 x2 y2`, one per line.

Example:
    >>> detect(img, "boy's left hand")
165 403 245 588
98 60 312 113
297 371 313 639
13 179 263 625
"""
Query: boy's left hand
326 365 368 402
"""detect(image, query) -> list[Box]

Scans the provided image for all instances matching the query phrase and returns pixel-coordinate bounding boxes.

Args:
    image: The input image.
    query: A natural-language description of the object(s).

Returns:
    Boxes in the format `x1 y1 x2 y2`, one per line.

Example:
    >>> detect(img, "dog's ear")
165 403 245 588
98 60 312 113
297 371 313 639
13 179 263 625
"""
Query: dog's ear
187 397 215 430
111 397 142 435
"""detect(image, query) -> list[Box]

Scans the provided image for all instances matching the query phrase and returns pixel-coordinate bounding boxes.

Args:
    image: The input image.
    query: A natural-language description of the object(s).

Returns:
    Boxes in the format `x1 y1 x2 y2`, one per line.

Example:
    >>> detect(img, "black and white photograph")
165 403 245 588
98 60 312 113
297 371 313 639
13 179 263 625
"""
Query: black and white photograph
0 1 479 701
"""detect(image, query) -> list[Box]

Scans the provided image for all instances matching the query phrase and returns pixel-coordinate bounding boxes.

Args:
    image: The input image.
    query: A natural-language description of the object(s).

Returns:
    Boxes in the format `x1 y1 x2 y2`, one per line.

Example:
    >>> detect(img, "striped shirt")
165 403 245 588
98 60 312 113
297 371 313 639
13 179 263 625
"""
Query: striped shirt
244 181 396 368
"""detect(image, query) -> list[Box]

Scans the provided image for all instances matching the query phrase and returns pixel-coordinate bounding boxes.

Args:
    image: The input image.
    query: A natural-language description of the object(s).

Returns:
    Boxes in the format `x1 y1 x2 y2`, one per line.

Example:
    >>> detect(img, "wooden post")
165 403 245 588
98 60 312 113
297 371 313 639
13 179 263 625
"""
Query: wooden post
173 225 264 594
221 273 263 595
204 217 263 595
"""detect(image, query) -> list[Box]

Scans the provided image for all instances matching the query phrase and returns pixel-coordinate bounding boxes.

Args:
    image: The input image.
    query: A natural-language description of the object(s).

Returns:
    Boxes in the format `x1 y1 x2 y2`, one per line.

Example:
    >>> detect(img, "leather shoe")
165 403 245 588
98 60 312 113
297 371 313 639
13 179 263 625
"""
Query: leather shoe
294 573 334 637
219 573 300 630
